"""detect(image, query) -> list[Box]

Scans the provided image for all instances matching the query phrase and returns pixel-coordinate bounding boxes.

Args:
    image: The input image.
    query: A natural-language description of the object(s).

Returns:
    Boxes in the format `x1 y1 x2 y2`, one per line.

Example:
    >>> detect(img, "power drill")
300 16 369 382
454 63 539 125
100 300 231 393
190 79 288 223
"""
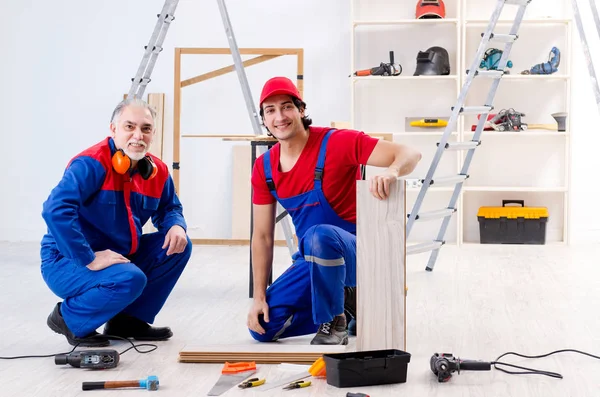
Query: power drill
430 353 491 382
55 349 120 369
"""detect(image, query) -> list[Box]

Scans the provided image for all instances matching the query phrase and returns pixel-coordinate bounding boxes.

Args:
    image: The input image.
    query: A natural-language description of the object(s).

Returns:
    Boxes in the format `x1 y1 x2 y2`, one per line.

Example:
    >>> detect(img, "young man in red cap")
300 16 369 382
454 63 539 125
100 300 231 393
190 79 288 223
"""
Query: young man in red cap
247 76 421 345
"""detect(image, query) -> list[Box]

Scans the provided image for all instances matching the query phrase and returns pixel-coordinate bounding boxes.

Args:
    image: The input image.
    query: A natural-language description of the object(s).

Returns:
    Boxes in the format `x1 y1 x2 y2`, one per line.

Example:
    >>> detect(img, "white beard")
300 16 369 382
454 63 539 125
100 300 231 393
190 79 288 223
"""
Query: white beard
124 141 148 160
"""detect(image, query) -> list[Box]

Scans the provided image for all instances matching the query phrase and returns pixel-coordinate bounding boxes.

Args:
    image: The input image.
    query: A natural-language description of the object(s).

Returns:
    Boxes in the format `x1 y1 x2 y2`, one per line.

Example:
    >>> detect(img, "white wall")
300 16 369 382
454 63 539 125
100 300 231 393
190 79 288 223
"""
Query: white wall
0 0 598 244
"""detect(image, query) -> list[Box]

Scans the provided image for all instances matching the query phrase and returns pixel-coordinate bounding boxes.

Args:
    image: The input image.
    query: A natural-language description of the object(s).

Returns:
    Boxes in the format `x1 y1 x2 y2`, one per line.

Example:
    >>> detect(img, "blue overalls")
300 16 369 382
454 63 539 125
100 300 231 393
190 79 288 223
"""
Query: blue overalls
249 129 358 342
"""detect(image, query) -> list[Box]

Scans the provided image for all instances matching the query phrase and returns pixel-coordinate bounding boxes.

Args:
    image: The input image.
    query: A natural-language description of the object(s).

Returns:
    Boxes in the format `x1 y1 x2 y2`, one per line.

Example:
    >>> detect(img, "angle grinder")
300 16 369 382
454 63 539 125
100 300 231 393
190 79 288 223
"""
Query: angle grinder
430 352 491 382
55 349 120 369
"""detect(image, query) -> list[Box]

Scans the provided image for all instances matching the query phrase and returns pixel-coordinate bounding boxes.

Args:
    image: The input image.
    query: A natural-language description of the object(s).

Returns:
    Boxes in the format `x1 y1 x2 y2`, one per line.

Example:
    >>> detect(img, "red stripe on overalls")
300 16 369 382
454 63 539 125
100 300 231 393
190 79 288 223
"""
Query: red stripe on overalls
123 177 138 255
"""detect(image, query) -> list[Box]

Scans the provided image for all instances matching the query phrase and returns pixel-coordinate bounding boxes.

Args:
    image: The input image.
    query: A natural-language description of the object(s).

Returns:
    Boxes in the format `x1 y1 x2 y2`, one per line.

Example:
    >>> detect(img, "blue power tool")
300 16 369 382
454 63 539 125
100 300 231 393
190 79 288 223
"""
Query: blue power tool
522 46 561 74
480 48 513 71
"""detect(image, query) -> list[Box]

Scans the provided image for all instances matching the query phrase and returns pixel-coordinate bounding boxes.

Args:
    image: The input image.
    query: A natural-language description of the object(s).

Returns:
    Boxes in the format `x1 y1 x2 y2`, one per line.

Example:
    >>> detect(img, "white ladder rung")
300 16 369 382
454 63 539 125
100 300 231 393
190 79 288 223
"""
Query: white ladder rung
441 141 481 151
455 106 493 115
410 208 456 221
489 33 518 43
504 0 530 5
428 174 469 186
474 70 506 78
407 241 444 255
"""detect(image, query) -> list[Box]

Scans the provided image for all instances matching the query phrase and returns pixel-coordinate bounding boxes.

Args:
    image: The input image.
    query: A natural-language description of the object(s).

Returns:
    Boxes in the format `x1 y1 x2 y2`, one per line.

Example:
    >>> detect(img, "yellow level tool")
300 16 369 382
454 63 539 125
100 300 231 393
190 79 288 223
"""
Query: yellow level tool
410 118 448 128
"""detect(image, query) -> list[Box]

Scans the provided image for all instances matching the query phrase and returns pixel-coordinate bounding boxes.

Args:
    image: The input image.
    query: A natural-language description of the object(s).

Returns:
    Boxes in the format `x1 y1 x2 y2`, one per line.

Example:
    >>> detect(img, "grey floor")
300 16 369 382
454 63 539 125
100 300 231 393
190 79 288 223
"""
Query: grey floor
0 241 599 397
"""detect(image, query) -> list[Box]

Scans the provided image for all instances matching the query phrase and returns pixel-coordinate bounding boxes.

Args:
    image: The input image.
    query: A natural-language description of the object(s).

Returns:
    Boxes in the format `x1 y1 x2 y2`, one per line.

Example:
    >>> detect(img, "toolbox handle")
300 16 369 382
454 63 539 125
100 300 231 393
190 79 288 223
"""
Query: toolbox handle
502 200 524 207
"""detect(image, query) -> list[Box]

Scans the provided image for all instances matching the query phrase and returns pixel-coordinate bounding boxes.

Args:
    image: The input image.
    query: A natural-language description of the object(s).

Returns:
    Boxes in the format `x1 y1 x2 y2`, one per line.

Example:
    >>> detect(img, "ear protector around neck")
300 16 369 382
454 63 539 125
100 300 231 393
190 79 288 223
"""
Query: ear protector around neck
112 149 158 180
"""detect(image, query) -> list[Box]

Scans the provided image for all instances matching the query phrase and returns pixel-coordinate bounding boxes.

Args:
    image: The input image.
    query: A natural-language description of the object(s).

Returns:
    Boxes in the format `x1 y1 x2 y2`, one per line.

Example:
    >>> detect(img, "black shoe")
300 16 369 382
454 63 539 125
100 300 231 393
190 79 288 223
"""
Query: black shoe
103 312 173 341
344 287 357 336
310 314 348 345
47 302 110 347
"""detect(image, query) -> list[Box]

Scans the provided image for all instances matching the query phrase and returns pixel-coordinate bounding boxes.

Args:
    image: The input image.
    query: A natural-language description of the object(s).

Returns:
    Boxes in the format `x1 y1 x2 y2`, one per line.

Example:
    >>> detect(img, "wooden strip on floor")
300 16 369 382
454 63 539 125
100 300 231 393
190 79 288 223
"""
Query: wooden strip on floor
178 344 353 364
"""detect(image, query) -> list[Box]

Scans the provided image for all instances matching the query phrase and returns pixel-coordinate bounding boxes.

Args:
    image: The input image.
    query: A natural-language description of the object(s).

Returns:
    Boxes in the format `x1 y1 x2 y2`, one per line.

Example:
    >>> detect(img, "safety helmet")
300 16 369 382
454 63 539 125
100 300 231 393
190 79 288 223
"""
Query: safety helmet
259 77 302 107
416 0 446 19
413 46 451 76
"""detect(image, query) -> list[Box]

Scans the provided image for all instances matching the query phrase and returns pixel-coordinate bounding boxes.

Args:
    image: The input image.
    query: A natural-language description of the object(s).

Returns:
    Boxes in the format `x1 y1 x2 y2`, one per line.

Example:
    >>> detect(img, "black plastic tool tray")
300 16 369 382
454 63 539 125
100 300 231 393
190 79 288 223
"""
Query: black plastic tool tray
323 349 411 388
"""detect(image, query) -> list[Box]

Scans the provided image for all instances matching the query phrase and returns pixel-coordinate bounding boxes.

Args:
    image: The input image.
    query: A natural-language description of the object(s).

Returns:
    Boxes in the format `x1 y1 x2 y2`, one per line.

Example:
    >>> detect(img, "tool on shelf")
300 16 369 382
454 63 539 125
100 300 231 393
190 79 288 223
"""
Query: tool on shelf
410 118 448 128
352 51 402 76
480 48 513 71
208 362 257 396
521 46 560 75
82 375 159 391
406 0 531 271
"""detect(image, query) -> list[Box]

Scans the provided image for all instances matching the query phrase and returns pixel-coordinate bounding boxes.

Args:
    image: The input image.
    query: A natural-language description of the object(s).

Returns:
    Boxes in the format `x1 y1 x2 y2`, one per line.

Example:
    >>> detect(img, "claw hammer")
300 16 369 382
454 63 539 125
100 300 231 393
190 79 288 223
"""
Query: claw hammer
82 375 159 391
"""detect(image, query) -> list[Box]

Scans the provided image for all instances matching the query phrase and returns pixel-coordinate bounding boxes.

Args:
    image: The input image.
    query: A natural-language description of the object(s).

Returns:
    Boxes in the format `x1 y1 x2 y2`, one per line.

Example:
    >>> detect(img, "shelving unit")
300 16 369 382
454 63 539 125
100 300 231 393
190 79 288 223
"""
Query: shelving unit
350 0 572 246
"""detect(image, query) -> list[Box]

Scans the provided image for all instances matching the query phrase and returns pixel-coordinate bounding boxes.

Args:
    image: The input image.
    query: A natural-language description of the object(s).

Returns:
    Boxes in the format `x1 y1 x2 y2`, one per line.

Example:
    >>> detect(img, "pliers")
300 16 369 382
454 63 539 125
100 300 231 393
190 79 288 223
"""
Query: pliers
283 380 311 390
238 378 266 389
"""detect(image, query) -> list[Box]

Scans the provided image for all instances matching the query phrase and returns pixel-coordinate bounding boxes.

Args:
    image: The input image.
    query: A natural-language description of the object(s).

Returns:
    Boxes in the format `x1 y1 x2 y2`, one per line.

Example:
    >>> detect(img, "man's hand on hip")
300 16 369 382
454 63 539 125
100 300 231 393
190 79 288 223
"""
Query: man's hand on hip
87 249 130 271
247 298 269 335
163 225 188 256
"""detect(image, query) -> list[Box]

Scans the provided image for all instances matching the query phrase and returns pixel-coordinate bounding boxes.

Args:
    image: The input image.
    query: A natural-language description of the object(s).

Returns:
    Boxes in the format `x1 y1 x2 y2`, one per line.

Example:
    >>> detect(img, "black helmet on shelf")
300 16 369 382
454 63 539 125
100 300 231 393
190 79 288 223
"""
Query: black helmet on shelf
414 46 451 76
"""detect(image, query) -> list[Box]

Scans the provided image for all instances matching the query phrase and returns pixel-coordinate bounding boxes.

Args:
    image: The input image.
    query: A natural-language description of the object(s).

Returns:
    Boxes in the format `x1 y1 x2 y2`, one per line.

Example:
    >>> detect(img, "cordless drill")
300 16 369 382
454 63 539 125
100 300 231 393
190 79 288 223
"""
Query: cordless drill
55 349 120 369
430 352 491 382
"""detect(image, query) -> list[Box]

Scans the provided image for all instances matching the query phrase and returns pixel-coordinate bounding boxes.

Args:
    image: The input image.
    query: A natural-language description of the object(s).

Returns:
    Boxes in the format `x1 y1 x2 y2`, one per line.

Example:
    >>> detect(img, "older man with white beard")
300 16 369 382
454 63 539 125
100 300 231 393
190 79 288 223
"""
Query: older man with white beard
40 97 192 347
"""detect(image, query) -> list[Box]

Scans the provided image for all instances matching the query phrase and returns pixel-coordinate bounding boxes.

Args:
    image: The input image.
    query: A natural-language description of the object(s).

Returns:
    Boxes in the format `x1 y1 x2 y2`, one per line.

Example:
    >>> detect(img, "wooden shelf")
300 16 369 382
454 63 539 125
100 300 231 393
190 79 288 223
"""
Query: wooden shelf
353 18 460 26
351 0 572 247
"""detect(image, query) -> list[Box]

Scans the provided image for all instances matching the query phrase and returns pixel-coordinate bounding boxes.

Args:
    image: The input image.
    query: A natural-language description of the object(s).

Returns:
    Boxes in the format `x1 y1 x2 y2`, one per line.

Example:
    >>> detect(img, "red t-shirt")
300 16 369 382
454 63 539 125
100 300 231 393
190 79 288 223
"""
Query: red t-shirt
251 126 380 223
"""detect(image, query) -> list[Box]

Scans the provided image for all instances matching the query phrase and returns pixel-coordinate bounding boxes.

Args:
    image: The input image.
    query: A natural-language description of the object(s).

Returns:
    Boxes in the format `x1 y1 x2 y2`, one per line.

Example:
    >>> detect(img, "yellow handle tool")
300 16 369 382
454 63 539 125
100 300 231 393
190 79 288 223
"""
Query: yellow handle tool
410 118 448 128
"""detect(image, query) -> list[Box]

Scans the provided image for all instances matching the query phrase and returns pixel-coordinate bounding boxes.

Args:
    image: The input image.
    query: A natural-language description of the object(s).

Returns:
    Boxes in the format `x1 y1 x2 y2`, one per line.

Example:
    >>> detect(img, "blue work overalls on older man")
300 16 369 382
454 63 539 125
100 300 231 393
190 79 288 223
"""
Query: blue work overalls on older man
249 129 357 342
40 137 192 339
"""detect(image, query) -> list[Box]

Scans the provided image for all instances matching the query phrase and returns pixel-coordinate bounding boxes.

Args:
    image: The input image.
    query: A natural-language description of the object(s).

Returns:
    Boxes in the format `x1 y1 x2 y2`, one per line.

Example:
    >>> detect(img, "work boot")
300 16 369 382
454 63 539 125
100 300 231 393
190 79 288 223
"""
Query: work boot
103 312 173 341
310 314 348 345
344 286 357 336
47 302 110 347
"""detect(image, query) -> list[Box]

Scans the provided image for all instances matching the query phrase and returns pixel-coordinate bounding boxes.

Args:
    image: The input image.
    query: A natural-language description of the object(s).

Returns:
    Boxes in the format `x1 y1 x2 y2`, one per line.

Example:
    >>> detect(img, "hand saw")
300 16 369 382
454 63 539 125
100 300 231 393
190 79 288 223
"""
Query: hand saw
207 362 257 396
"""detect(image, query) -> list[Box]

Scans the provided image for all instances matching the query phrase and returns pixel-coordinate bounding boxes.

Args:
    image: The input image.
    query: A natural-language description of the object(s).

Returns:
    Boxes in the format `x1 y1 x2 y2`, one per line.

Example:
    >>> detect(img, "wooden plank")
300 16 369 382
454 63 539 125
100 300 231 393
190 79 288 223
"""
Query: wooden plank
356 179 406 352
173 48 182 193
147 93 165 159
178 48 302 56
142 93 165 235
297 48 304 98
179 343 350 364
231 145 252 240
181 55 280 88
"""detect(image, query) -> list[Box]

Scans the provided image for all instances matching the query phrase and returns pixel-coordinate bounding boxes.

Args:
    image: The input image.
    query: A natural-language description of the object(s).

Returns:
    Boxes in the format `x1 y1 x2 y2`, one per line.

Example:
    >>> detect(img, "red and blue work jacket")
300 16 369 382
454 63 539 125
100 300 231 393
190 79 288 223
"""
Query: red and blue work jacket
41 137 187 267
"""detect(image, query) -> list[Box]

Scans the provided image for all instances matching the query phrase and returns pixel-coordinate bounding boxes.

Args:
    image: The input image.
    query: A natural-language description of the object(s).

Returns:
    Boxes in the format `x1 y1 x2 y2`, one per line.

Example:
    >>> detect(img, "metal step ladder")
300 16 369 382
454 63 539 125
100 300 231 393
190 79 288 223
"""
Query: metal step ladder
216 0 297 258
125 0 298 258
571 0 600 116
127 0 180 99
405 0 532 271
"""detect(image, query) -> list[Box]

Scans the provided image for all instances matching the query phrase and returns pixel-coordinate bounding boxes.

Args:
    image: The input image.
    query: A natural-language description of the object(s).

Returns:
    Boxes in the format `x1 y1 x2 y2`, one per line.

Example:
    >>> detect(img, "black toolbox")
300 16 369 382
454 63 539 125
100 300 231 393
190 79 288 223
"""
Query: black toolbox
477 200 548 244
322 349 411 388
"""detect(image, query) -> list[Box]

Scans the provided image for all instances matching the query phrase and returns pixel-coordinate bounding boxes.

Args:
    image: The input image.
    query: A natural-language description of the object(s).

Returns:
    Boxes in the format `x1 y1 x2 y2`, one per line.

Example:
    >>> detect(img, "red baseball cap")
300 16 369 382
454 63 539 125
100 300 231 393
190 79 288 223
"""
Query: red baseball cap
259 77 302 107
416 0 446 19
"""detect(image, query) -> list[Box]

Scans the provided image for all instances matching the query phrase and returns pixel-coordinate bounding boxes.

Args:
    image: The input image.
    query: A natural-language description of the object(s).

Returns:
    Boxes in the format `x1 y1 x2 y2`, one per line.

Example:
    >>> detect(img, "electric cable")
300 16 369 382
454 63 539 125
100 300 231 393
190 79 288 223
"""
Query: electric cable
0 334 157 360
491 349 600 379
